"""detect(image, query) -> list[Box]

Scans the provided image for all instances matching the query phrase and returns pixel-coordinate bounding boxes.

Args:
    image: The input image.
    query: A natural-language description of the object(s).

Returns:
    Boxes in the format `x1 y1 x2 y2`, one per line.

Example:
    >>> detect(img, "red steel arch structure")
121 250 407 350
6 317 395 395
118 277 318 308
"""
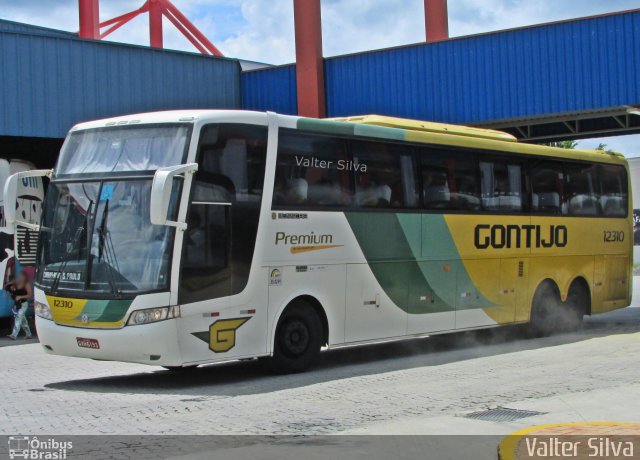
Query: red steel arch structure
78 0 223 56
79 0 449 118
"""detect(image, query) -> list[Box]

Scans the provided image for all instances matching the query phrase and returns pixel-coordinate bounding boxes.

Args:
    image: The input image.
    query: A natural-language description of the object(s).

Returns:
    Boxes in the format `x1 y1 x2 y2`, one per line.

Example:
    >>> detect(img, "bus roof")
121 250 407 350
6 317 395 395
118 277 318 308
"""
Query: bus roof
303 115 627 165
331 115 518 143
68 110 627 165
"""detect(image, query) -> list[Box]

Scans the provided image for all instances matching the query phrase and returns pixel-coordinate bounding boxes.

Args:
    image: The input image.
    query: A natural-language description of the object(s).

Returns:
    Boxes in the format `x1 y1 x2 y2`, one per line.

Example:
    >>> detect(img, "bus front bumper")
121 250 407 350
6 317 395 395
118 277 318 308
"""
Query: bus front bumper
35 316 183 366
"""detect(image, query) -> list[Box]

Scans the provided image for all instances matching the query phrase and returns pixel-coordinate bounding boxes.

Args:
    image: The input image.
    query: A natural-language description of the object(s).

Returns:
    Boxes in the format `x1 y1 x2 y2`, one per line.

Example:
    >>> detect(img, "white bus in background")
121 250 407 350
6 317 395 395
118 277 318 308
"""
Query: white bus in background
0 159 45 320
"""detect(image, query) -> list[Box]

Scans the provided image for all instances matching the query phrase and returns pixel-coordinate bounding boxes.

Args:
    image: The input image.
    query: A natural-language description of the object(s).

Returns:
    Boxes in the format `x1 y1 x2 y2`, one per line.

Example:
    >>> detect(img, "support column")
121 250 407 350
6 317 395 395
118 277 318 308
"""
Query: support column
425 0 449 43
293 0 326 118
149 0 164 48
78 0 100 39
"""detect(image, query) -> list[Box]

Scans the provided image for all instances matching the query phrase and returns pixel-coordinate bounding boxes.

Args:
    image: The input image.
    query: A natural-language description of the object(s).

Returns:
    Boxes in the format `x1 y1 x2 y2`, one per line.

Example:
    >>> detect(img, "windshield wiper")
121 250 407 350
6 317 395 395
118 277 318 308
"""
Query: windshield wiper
97 199 121 297
51 200 93 294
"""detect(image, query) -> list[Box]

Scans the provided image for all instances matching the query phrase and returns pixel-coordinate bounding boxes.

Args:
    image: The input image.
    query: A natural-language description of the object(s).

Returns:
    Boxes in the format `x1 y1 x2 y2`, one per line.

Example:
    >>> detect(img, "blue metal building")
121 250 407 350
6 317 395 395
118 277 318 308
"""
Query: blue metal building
242 9 640 141
0 19 241 166
0 19 240 140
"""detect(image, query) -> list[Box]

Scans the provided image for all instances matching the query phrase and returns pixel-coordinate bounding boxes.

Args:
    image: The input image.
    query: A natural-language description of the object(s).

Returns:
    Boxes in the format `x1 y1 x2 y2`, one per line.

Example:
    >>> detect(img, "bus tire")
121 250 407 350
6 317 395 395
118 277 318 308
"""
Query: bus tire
530 280 586 336
529 281 562 337
271 302 322 374
563 279 588 331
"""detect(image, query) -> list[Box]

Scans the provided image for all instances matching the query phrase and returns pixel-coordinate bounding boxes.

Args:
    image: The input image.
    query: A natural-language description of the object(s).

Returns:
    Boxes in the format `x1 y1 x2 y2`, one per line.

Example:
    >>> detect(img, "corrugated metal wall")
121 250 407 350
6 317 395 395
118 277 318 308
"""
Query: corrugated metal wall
241 65 297 115
0 19 76 38
3 10 639 138
243 10 640 124
326 11 640 123
0 26 241 138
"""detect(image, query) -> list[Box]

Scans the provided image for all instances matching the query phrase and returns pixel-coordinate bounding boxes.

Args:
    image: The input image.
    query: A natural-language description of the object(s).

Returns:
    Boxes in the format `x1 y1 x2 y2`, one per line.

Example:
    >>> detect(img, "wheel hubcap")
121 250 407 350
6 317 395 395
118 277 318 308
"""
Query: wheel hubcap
281 319 309 357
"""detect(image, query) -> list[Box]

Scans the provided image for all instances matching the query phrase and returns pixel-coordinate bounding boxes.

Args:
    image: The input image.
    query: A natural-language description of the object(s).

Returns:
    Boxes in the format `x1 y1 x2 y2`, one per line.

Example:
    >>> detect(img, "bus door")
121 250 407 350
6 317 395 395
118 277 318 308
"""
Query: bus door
182 199 233 299
177 123 269 361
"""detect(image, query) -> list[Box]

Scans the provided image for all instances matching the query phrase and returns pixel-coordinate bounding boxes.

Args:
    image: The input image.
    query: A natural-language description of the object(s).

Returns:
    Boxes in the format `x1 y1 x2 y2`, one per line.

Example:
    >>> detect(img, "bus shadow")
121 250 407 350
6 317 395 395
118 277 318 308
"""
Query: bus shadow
45 306 640 397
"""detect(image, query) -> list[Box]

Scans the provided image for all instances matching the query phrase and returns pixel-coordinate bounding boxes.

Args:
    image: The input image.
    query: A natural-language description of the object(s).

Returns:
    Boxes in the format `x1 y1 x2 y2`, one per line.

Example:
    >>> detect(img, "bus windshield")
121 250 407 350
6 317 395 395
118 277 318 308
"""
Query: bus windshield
36 179 180 295
56 125 190 176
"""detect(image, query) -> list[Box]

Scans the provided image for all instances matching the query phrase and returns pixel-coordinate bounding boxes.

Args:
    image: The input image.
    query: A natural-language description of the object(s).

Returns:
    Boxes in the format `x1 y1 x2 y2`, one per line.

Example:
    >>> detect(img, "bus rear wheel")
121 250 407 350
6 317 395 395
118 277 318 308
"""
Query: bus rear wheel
563 280 588 331
529 281 585 336
271 302 322 374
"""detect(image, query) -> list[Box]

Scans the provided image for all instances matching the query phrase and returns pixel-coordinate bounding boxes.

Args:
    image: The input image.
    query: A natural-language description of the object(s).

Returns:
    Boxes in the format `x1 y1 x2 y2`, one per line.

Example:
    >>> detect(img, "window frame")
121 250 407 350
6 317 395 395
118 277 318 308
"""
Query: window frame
179 122 269 304
598 163 629 218
270 129 629 218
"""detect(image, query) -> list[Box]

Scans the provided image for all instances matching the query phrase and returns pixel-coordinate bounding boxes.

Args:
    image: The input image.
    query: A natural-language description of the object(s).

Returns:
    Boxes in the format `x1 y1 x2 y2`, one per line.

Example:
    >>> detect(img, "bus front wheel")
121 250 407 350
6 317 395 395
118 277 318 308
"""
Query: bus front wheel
271 302 322 373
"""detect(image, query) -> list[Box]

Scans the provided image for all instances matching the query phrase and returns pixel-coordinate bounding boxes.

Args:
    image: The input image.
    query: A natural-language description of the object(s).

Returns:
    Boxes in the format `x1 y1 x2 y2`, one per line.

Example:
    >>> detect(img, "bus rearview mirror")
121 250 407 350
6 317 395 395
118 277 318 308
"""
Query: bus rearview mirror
150 163 198 230
3 169 52 231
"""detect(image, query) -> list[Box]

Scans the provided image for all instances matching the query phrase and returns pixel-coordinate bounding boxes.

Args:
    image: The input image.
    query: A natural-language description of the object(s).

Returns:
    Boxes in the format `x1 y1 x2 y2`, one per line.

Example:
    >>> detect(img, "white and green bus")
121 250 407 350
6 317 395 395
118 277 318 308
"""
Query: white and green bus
5 110 631 372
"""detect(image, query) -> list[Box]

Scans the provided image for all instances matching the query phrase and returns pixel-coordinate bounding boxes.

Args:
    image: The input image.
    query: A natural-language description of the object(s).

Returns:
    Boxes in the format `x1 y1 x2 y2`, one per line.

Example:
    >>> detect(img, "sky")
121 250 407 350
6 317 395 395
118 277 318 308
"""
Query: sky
0 0 638 155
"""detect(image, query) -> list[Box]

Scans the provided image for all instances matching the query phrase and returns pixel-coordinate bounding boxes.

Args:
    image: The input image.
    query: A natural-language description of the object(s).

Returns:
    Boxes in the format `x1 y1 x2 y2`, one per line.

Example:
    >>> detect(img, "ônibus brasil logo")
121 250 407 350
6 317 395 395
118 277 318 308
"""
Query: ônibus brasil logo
8 436 72 459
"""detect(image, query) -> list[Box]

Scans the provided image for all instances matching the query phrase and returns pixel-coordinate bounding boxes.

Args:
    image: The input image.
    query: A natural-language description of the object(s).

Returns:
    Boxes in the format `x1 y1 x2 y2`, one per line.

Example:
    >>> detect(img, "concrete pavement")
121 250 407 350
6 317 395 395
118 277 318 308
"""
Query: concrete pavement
0 304 638 436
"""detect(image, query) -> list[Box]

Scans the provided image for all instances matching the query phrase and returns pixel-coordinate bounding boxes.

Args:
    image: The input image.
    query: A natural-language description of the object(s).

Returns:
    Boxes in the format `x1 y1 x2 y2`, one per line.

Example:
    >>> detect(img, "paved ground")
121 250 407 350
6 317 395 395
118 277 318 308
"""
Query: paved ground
0 302 638 438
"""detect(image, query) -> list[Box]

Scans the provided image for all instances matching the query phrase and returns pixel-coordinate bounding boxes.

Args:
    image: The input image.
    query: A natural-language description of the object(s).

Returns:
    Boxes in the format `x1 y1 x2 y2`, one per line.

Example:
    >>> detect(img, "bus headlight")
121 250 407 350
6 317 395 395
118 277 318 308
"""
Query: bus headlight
35 302 53 320
127 306 180 326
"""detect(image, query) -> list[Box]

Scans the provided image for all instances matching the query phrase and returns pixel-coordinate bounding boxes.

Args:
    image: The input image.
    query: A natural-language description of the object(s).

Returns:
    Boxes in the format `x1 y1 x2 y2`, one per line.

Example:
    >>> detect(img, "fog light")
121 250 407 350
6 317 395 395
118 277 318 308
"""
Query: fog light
35 301 53 320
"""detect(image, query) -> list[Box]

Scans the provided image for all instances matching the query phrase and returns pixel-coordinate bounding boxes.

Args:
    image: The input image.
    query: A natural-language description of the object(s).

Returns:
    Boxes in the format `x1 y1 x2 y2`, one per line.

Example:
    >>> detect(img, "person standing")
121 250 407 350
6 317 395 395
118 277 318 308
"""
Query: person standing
6 271 33 340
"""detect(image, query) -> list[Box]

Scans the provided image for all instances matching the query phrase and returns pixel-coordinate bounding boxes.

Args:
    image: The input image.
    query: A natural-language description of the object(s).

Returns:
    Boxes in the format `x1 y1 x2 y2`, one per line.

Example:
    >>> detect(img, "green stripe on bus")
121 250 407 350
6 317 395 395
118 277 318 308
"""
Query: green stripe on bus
345 212 453 314
297 118 356 136
345 212 495 314
75 299 132 323
353 124 407 141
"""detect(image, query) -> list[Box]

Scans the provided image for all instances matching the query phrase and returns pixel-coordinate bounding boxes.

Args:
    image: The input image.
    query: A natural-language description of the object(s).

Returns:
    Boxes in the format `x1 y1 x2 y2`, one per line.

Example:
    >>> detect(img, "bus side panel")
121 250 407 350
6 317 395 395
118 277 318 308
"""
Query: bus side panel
345 262 407 342
176 271 270 364
593 255 631 313
262 211 361 348
443 215 531 328
527 216 630 315
267 263 346 349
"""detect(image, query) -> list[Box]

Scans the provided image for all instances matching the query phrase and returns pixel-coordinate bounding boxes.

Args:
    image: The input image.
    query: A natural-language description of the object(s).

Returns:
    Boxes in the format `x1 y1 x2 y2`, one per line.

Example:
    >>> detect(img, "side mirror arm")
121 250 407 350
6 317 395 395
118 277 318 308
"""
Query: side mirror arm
150 163 198 230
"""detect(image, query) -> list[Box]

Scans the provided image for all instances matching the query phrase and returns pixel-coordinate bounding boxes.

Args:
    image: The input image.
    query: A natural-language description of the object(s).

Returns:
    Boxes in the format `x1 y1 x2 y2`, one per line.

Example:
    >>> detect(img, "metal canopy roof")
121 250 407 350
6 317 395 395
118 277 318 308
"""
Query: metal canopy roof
243 9 640 143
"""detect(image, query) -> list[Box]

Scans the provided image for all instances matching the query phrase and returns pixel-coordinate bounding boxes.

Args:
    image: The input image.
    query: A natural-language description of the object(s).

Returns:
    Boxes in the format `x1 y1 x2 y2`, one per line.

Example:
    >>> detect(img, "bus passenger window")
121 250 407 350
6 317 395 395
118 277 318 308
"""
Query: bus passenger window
599 165 628 217
421 151 478 211
564 163 599 216
479 160 524 212
274 132 353 208
530 161 565 215
352 141 418 209
195 125 267 204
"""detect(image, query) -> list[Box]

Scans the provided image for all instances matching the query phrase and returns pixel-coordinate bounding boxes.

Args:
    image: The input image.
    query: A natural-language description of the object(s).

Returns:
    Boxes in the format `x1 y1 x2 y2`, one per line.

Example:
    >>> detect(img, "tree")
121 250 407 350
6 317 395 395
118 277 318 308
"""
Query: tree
595 143 618 154
546 140 578 149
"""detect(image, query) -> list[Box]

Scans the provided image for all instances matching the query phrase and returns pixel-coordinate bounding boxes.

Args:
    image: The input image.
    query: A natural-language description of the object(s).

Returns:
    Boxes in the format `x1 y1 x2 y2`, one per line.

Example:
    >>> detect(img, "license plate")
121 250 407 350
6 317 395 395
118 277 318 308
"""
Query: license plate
76 337 100 349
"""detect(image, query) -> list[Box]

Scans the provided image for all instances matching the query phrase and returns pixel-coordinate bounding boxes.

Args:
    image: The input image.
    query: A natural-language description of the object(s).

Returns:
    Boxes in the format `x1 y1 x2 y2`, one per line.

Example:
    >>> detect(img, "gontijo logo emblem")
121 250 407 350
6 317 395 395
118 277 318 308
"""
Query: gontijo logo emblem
192 318 251 353
275 231 343 254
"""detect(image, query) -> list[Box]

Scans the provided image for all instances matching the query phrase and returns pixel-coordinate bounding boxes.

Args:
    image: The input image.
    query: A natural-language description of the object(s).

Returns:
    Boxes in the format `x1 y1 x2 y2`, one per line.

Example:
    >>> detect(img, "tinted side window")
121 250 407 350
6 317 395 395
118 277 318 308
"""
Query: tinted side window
600 164 628 217
479 159 525 212
352 141 418 209
274 132 353 208
531 161 565 214
421 150 479 211
195 124 266 203
564 162 599 216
